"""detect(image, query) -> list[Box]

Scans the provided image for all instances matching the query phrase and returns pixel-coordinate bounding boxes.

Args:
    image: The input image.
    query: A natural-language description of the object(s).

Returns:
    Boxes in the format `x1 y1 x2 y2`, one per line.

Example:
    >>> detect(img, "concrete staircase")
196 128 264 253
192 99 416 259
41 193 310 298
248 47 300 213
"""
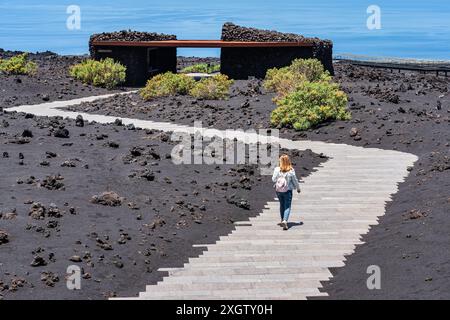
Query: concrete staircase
6 93 418 300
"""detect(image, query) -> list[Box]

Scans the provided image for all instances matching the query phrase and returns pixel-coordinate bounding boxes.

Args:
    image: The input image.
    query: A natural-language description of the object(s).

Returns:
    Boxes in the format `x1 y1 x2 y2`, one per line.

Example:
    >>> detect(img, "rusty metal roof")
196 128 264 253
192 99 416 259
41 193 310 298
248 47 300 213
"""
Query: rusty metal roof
91 40 314 48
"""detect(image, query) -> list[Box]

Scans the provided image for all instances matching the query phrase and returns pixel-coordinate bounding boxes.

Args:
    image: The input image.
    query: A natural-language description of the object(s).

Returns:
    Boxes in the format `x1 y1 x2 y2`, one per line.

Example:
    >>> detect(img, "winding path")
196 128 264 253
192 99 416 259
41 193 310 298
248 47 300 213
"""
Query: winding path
6 93 418 300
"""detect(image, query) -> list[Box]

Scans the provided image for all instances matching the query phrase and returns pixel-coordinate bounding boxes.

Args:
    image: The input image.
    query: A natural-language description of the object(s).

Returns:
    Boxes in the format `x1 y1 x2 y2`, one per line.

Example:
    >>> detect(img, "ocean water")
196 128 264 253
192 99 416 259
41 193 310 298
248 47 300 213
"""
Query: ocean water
0 0 449 60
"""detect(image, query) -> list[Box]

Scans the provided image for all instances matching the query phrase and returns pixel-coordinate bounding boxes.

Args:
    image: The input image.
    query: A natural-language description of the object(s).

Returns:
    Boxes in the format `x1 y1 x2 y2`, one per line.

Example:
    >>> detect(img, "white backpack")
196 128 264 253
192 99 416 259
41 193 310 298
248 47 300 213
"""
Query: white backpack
275 172 290 193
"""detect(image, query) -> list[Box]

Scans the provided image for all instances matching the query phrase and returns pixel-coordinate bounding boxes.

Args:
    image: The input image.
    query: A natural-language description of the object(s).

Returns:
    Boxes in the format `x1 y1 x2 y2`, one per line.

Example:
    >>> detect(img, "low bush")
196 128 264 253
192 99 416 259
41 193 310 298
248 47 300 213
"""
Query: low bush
266 58 350 131
189 74 234 100
264 66 305 100
0 53 37 75
288 58 331 82
69 58 126 89
270 80 351 131
140 72 196 100
181 63 220 74
264 58 331 100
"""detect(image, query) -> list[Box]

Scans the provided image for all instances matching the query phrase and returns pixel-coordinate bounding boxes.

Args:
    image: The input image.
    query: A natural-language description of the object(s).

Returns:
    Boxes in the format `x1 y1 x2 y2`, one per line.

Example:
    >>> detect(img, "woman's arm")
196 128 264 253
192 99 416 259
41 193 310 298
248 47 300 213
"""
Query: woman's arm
272 167 280 183
292 170 300 191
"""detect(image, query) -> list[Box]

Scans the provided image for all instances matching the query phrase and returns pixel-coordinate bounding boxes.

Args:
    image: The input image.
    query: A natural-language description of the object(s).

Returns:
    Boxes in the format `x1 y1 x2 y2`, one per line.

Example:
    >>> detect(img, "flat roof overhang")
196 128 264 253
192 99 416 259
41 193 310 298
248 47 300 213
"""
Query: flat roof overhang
91 40 315 48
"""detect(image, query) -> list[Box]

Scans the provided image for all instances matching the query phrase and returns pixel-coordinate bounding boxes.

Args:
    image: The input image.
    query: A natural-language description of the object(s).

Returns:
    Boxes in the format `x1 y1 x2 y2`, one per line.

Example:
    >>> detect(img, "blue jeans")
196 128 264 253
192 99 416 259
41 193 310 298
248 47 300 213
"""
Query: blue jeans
276 190 293 221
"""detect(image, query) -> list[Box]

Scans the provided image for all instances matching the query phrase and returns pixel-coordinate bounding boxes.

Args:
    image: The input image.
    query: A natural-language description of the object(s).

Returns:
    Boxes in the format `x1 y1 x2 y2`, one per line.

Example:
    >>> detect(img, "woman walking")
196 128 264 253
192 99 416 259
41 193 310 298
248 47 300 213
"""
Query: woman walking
272 154 301 230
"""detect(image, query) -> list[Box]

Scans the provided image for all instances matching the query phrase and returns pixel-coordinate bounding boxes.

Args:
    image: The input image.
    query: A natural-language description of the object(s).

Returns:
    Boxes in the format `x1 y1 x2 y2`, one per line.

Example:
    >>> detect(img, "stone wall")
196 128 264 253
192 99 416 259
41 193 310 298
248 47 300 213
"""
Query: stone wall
89 30 176 56
220 23 333 79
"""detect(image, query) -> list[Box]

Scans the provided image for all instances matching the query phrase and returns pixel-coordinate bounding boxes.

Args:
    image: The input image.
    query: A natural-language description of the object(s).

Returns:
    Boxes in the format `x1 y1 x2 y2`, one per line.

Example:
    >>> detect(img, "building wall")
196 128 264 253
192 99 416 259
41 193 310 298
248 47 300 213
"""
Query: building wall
91 46 177 86
220 45 333 80
220 22 334 80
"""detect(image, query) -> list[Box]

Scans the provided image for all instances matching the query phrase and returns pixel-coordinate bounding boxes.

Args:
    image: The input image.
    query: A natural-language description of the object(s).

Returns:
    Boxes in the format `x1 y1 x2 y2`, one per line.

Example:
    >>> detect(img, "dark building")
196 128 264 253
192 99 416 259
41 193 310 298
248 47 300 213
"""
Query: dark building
89 31 177 87
89 25 334 85
220 23 334 79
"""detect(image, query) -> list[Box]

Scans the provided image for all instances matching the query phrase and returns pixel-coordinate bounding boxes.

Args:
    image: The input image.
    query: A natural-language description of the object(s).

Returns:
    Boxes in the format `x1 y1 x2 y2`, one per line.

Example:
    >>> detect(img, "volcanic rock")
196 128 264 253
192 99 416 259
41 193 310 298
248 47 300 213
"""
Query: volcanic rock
139 169 155 181
30 255 47 267
9 277 26 291
96 238 113 250
29 202 46 219
349 127 359 137
226 195 250 210
54 128 70 138
221 22 330 46
61 160 77 167
1 208 17 220
89 30 176 56
46 151 57 158
21 129 33 138
75 115 84 127
69 255 82 262
91 191 124 207
147 217 166 230
41 175 65 190
107 141 120 148
90 30 176 44
0 230 9 245
47 204 63 218
41 272 59 287
405 209 426 220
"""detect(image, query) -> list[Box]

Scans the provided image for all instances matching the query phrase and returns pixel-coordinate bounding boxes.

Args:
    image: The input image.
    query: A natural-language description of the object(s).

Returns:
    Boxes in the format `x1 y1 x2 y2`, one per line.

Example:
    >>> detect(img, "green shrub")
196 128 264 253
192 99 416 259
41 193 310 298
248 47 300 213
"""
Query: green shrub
0 53 37 75
264 58 331 100
264 66 305 100
270 80 351 131
181 63 220 74
266 58 350 130
288 58 331 82
189 74 234 100
69 58 126 89
140 72 196 100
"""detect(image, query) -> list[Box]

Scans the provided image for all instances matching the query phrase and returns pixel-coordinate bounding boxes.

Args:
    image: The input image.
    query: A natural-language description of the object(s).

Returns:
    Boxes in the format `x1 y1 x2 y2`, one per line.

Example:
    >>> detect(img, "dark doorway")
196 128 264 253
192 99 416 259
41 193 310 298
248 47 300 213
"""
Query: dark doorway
147 48 160 77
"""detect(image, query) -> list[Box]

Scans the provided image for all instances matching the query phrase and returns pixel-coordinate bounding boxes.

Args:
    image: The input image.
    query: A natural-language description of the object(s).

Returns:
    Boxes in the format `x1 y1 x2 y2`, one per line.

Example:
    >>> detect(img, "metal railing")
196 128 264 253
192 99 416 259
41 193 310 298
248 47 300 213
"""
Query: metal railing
334 54 450 76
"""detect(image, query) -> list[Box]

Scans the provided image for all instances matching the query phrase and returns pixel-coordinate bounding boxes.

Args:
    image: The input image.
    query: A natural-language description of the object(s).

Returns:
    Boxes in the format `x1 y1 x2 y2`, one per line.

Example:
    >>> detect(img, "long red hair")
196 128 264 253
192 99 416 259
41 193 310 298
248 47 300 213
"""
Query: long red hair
279 154 293 173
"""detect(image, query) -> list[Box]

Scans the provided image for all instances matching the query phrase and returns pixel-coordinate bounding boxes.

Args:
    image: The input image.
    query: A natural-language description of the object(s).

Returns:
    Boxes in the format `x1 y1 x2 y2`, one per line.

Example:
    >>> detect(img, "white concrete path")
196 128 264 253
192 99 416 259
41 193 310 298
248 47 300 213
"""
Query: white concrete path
6 93 418 300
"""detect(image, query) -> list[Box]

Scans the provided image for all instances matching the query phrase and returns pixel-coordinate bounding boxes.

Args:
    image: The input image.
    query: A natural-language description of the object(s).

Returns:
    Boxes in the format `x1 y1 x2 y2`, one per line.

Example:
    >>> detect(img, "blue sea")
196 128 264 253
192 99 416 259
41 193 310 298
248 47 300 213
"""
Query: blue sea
0 0 449 60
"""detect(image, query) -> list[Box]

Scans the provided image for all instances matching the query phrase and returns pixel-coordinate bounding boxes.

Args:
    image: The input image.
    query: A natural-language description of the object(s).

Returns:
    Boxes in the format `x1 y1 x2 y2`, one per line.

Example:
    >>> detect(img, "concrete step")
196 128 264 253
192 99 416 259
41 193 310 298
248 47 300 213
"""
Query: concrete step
263 204 385 209
247 219 379 224
181 260 346 268
161 267 332 278
201 250 354 257
194 243 357 250
258 210 381 214
248 217 379 223
234 222 374 229
254 213 381 219
231 228 370 234
223 232 361 238
220 236 361 242
138 292 306 300
156 273 327 284
214 240 362 245
151 279 324 291
188 254 345 264
139 287 323 299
